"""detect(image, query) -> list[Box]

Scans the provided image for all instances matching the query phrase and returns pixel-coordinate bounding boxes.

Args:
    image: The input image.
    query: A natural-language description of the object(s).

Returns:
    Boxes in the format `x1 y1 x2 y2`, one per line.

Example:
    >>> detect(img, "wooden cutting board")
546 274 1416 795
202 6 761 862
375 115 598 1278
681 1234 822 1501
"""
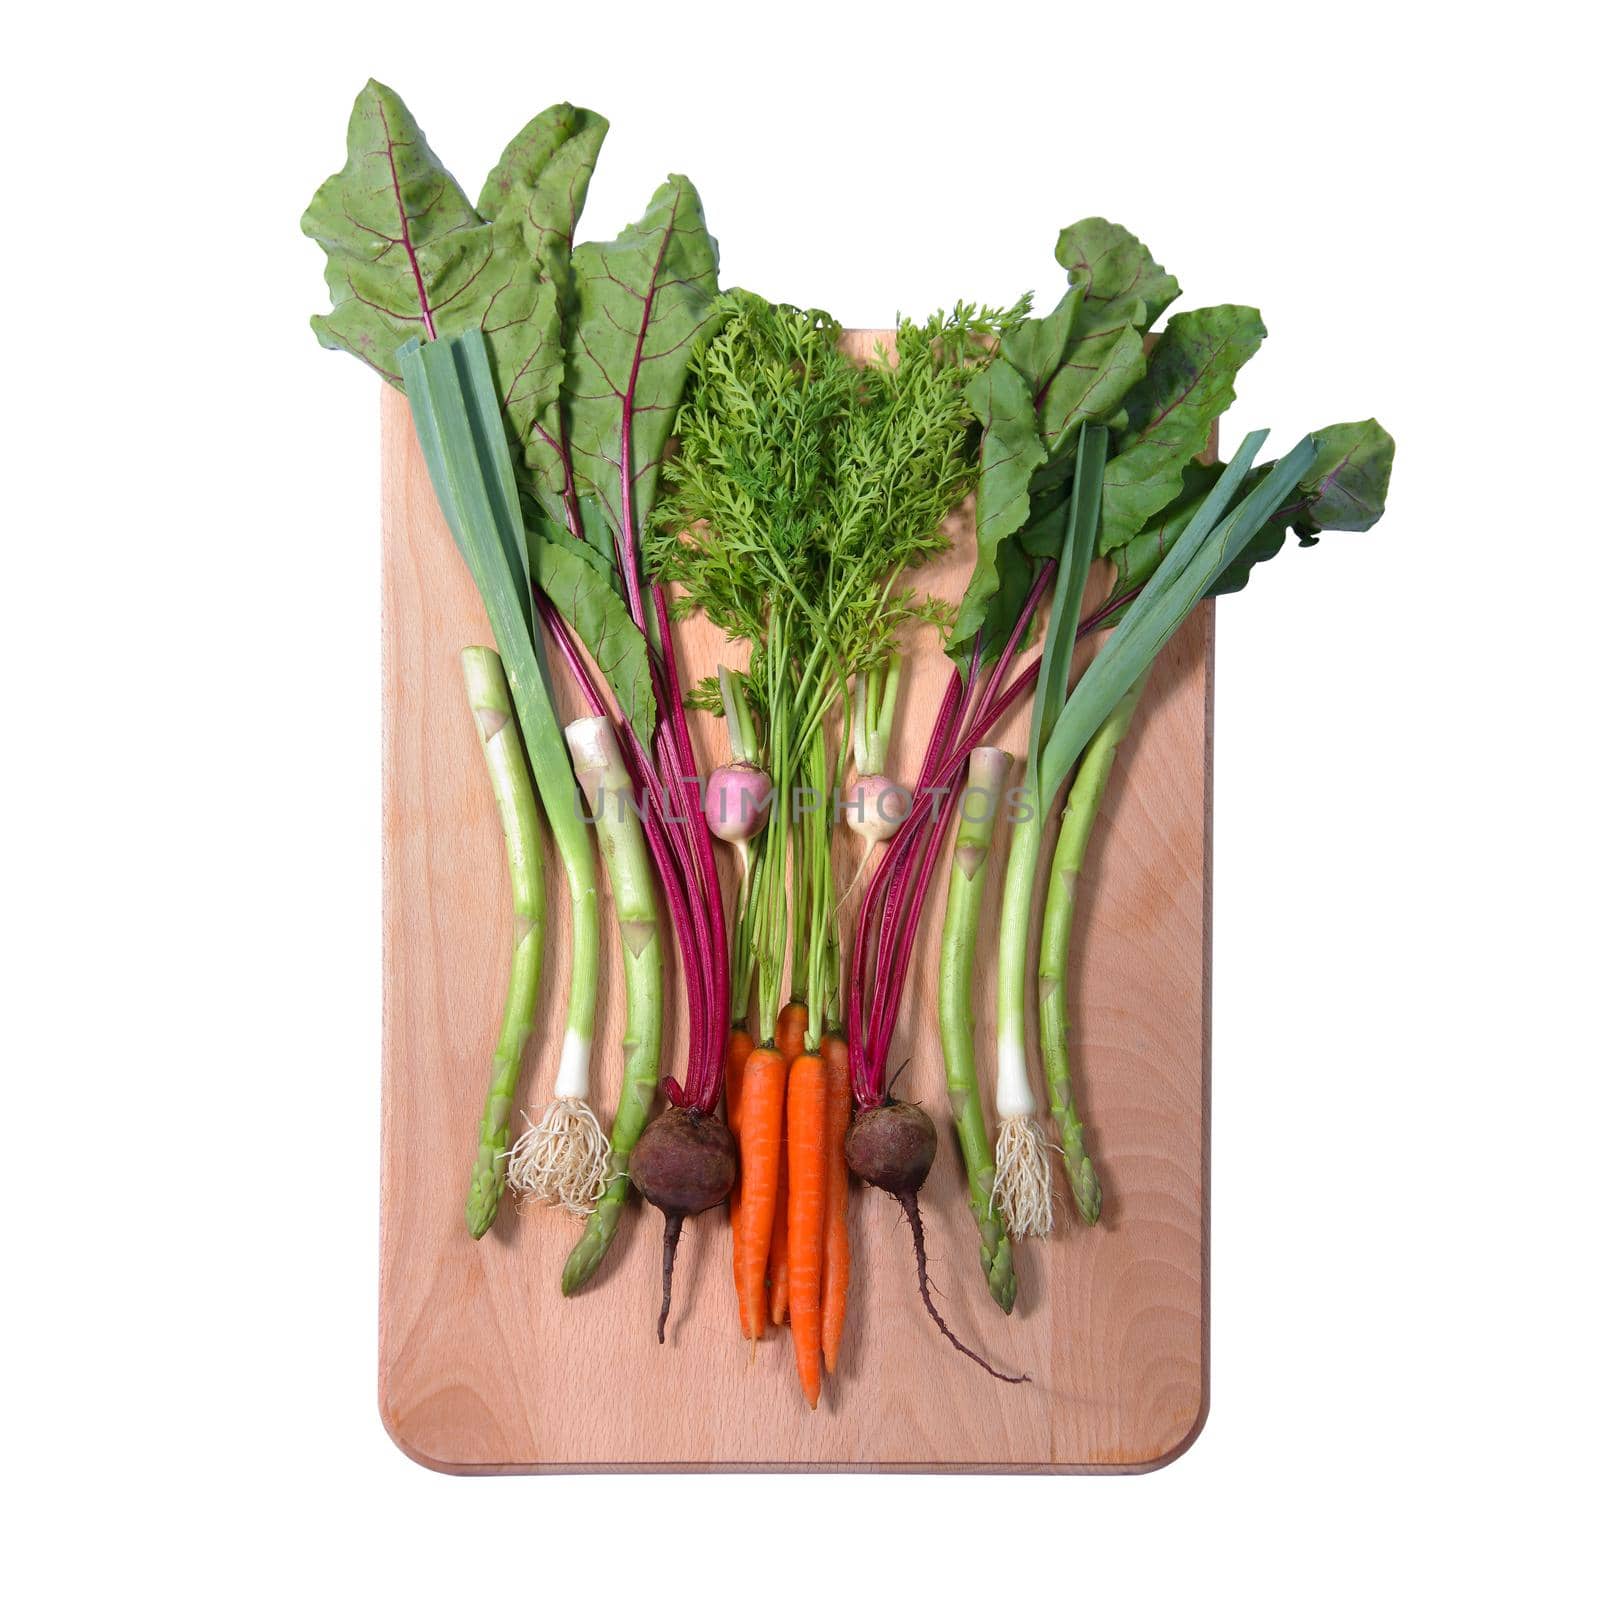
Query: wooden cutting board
379 334 1210 1473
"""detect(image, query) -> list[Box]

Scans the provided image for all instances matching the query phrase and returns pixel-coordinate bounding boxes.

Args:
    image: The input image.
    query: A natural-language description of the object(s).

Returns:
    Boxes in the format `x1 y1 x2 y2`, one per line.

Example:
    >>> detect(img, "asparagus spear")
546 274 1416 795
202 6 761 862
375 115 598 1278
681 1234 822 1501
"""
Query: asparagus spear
561 716 664 1294
938 746 1018 1312
461 647 548 1238
1038 674 1147 1224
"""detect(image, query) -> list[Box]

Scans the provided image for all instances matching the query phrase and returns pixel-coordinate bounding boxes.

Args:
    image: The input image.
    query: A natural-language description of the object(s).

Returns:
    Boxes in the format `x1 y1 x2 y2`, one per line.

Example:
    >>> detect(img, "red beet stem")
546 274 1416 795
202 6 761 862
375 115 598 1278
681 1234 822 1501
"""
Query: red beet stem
652 582 729 1111
848 659 1044 1104
539 296 735 1132
856 583 1049 1076
533 592 608 719
533 587 717 1103
871 781 968 1063
865 642 986 1049
848 553 1120 1106
851 656 1049 1107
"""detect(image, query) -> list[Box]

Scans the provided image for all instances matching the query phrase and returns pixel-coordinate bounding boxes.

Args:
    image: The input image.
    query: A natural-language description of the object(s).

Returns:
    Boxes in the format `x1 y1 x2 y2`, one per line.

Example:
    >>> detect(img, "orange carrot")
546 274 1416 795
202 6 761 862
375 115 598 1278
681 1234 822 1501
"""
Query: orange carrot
820 1034 852 1374
734 1044 786 1342
724 1027 754 1319
768 1151 789 1323
776 1000 808 1063
768 1002 806 1320
786 1051 828 1408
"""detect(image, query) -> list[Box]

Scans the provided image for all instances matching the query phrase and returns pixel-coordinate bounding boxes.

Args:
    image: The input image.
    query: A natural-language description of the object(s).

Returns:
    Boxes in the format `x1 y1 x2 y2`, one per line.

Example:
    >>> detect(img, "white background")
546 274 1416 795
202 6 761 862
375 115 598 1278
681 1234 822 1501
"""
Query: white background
5 2 1596 1594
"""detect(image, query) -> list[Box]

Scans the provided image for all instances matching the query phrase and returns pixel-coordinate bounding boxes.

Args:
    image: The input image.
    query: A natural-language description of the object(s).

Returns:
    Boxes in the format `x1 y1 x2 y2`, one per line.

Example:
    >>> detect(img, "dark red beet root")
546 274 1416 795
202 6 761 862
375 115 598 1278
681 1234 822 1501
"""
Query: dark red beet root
630 1107 738 1342
847 1102 1027 1385
845 1100 937 1191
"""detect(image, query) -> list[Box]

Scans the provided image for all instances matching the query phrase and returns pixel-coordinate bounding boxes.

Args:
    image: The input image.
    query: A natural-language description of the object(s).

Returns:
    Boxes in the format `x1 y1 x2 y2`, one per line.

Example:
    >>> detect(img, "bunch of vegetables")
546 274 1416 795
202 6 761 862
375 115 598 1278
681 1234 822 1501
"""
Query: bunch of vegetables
651 294 1023 1399
303 82 739 1314
305 82 1395 1401
850 219 1394 1312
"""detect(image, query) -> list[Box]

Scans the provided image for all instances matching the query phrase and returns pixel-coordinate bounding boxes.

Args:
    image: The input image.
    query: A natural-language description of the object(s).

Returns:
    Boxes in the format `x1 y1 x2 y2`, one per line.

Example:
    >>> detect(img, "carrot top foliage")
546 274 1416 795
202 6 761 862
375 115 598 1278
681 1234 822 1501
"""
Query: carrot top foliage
651 292 1024 1043
652 291 1026 713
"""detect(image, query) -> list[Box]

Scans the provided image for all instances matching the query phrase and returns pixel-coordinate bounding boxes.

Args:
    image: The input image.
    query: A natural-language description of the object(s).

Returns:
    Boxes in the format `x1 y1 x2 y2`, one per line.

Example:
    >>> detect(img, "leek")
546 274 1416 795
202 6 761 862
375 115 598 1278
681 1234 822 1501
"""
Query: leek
398 332 604 1228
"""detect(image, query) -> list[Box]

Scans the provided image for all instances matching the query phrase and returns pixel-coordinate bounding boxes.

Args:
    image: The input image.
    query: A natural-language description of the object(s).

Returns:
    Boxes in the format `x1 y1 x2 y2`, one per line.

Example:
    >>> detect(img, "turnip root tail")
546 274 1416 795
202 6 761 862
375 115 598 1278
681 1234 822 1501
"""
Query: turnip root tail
896 1191 1027 1385
657 1213 684 1344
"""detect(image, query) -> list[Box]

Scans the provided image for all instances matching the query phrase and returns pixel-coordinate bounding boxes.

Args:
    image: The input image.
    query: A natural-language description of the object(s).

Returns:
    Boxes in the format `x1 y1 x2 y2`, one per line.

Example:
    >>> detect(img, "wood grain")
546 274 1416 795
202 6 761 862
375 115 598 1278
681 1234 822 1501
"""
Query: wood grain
379 334 1210 1473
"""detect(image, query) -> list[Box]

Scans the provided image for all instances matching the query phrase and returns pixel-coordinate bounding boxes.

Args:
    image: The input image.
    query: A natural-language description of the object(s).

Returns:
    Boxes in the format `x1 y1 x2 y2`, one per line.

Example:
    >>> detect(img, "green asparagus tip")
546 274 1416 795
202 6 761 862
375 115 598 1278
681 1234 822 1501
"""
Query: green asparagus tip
987 1236 1018 1315
559 1250 594 1297
1067 1156 1103 1227
561 1220 607 1295
466 1182 500 1241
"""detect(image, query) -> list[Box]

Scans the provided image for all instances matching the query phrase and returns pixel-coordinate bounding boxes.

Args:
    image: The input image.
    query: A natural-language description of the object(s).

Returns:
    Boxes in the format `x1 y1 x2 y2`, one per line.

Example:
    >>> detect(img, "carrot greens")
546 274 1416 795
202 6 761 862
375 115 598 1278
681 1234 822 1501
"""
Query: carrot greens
654 294 1001 1051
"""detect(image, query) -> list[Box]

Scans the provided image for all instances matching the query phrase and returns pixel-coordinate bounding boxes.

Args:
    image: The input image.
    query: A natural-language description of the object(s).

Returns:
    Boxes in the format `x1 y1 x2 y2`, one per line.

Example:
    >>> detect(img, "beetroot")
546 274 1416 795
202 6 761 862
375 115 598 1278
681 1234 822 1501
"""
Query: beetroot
846 1102 1026 1384
630 1106 738 1342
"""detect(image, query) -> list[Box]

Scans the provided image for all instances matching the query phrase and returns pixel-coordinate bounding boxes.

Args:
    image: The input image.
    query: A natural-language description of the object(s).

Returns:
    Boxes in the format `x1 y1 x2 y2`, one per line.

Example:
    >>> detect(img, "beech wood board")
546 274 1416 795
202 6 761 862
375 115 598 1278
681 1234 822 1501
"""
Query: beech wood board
379 332 1211 1474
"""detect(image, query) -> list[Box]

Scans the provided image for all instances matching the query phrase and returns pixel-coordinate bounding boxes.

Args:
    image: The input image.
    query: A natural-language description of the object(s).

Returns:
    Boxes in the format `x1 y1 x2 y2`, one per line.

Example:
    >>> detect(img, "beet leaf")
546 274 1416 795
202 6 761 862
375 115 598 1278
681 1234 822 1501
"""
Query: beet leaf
564 176 727 572
949 219 1176 657
527 531 656 743
303 81 601 425
951 359 1046 652
475 107 608 508
1097 304 1267 551
1053 217 1180 342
